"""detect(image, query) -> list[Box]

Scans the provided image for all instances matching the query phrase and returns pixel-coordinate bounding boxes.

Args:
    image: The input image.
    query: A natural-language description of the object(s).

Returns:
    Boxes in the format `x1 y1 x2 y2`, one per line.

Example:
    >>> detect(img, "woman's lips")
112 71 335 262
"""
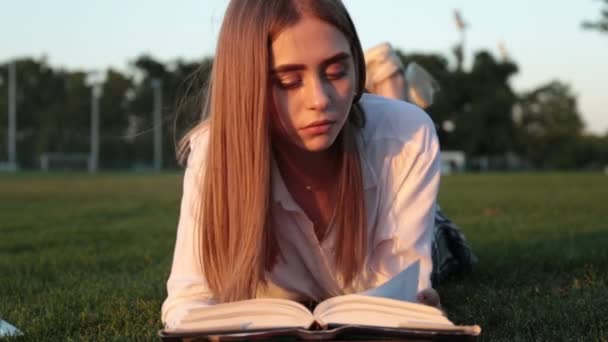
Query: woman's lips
301 120 335 135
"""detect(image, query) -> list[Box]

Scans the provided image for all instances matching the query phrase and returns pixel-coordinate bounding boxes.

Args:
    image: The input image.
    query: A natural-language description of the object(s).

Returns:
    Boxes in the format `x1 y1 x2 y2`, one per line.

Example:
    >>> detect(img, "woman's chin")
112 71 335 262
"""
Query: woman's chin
299 136 337 152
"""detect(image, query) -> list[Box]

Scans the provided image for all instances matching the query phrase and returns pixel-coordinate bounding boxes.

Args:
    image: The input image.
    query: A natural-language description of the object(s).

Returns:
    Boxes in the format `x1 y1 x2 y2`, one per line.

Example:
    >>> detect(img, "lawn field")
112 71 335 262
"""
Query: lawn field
1 172 607 341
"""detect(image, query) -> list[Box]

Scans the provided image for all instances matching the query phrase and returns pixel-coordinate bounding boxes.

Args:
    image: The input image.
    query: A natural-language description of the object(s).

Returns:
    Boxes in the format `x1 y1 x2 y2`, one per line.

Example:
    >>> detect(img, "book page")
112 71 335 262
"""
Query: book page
166 298 315 334
360 260 420 302
314 294 446 323
313 294 481 335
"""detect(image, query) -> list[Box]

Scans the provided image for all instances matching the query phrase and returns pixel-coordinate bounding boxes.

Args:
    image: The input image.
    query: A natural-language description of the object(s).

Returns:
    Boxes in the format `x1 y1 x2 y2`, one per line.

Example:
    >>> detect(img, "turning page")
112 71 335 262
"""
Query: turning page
361 260 420 302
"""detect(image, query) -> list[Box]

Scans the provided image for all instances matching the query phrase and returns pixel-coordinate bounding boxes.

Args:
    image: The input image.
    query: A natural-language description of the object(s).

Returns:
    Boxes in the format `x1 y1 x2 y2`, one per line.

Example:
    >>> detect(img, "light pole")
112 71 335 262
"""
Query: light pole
86 72 103 173
151 79 163 171
7 61 17 170
89 83 102 173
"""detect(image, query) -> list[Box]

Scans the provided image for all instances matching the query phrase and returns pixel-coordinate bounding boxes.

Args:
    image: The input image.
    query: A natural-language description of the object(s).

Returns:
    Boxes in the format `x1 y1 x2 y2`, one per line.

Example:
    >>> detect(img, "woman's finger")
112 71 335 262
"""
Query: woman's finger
416 288 441 308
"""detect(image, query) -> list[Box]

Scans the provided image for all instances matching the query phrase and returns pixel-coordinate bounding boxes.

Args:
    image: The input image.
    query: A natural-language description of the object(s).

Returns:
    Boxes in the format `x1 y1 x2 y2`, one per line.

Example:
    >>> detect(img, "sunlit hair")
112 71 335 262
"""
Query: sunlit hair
177 0 367 302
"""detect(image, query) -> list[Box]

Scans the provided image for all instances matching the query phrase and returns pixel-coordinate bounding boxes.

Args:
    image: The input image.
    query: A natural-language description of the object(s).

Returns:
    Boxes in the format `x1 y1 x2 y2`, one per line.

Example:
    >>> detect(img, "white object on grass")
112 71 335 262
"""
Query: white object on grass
0 319 23 337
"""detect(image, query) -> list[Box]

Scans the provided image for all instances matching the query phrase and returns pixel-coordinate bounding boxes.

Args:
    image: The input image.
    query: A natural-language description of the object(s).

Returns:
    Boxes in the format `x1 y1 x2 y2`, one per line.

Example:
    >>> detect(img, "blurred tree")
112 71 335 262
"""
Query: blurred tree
3 48 602 171
0 56 211 170
0 58 91 168
573 134 608 169
398 50 519 169
49 70 89 155
395 52 456 146
127 55 168 169
583 0 608 34
455 52 519 159
0 65 7 161
127 55 211 169
514 81 584 169
99 69 134 168
165 57 210 159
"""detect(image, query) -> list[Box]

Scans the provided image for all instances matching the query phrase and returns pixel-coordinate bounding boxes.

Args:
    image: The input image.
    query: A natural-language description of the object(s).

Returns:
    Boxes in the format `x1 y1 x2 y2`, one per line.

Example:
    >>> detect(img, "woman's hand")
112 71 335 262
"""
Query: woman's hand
416 288 441 308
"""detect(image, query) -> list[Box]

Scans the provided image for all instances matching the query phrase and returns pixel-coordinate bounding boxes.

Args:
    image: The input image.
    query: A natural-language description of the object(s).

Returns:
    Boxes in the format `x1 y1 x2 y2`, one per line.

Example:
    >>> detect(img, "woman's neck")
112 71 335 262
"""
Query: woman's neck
273 141 341 190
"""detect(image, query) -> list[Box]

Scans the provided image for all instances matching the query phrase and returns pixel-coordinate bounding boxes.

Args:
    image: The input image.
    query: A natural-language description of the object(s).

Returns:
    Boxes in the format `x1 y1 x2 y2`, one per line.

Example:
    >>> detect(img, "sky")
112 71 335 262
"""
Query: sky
2 0 607 134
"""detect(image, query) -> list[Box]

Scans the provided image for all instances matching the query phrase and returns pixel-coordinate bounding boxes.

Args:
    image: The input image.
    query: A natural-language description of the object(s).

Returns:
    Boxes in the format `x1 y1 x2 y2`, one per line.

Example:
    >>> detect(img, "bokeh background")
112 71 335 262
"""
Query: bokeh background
1 0 607 171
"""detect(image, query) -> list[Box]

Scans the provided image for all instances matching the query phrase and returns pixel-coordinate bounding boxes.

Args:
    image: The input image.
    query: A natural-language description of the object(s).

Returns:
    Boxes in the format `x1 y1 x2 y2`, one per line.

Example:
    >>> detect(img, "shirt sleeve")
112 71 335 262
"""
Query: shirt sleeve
161 130 216 330
368 114 441 293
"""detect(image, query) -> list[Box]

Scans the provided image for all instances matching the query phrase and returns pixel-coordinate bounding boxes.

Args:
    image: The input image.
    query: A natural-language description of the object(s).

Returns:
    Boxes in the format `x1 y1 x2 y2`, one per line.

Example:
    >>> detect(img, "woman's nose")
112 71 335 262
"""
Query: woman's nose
307 77 330 111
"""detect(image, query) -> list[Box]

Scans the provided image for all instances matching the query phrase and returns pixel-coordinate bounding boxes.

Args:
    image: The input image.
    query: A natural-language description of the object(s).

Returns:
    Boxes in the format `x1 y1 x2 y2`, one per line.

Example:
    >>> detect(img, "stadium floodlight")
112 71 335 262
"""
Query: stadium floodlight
453 9 468 70
498 40 510 61
151 78 163 171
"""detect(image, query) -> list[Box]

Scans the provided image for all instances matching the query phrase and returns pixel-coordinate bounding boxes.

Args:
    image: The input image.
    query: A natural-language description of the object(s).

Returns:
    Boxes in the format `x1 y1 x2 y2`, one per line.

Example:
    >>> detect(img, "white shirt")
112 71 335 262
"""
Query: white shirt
162 94 441 329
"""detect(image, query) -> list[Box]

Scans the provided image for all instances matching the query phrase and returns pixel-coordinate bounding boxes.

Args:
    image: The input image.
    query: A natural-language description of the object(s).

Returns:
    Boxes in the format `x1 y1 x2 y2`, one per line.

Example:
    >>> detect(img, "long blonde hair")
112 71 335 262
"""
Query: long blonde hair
178 0 368 302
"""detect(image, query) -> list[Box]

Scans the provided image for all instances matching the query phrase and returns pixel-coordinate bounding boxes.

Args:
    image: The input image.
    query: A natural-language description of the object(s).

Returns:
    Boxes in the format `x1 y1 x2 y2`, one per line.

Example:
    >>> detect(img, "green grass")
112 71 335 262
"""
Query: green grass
1 172 607 341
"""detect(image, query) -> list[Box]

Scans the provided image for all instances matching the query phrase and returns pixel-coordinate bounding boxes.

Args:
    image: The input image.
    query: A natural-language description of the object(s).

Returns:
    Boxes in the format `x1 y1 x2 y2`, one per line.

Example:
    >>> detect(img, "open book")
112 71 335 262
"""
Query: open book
160 262 481 341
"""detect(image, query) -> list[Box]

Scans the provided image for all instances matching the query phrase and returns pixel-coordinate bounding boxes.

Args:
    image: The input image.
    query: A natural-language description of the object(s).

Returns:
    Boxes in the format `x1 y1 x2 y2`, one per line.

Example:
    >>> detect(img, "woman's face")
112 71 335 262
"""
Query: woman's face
269 16 356 152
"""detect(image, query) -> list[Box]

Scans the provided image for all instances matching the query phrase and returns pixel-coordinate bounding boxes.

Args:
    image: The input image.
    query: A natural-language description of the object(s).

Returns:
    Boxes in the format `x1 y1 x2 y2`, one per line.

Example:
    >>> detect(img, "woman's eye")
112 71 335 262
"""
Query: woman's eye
274 74 301 89
325 64 347 79
280 80 300 89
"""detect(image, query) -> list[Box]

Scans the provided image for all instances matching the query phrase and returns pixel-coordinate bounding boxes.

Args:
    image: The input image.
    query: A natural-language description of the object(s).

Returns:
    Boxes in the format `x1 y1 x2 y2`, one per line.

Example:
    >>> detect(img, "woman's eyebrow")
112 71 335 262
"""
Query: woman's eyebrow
320 52 351 68
271 51 351 74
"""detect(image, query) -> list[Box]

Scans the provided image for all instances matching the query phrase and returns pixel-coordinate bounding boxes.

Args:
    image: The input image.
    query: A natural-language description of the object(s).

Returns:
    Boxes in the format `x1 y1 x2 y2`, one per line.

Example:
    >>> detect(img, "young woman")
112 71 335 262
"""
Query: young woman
162 0 441 330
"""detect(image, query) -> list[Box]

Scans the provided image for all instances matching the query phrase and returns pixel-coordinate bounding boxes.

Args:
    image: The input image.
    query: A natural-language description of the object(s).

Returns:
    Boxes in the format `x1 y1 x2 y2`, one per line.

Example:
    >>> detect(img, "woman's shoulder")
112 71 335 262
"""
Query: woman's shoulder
358 93 437 151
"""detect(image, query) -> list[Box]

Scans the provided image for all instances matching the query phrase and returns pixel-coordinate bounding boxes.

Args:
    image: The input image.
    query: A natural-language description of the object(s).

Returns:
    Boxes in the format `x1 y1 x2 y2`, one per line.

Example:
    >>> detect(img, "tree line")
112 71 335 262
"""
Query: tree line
0 49 606 171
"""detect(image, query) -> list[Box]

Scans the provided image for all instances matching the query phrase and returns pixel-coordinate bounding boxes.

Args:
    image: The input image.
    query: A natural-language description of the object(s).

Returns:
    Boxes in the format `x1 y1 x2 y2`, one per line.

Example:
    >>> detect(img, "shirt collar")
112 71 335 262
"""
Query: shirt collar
271 135 378 210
